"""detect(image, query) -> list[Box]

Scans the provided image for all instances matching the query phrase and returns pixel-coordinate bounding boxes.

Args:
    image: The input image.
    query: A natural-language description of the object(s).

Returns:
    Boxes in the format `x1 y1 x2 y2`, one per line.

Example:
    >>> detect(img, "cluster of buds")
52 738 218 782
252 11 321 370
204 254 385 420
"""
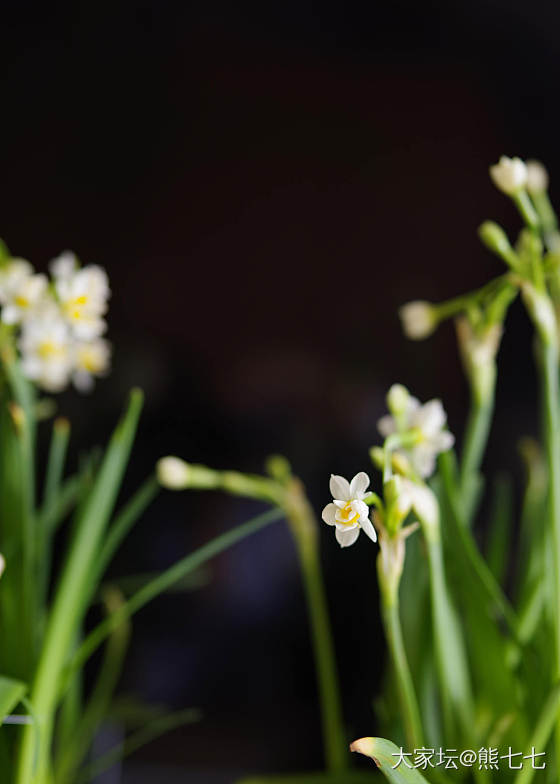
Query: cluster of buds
0 247 111 392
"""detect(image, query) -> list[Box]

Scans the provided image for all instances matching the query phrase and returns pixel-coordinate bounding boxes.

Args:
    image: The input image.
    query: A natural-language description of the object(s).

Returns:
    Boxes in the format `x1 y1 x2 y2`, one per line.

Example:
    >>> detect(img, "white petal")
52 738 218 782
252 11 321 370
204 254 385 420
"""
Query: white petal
321 503 338 526
352 500 369 520
411 445 437 479
335 527 360 548
359 515 378 543
349 471 370 498
329 474 351 500
413 399 446 436
377 414 396 438
2 305 20 324
334 519 359 531
432 430 455 452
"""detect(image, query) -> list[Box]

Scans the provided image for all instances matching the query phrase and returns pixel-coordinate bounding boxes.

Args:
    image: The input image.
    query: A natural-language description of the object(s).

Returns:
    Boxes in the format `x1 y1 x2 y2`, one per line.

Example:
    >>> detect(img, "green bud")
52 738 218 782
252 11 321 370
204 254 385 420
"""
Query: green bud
478 221 518 269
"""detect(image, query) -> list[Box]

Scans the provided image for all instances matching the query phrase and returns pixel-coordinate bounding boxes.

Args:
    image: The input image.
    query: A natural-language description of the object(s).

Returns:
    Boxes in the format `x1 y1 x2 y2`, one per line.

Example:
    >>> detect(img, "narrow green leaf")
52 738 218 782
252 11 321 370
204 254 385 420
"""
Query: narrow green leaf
350 737 431 783
43 417 70 509
65 506 284 683
15 389 144 784
485 473 513 586
92 475 159 587
0 675 26 723
75 707 201 783
514 682 560 784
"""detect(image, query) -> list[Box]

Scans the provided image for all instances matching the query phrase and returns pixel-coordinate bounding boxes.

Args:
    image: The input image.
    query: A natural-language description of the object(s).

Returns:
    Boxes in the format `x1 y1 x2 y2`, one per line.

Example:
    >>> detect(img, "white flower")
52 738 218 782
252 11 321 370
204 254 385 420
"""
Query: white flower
157 456 191 489
50 251 78 281
321 472 377 548
0 261 48 325
0 259 33 303
72 338 111 392
526 160 549 195
19 312 73 392
398 301 437 340
0 552 5 579
55 264 110 339
378 385 454 478
489 156 527 196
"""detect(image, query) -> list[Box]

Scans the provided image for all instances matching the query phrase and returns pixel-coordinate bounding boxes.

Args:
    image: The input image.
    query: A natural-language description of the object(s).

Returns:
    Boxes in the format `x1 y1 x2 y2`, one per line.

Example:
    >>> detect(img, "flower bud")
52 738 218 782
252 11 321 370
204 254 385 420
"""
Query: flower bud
0 552 4 579
157 456 190 489
489 156 527 195
386 383 410 419
526 160 549 195
398 300 437 340
478 221 517 269
521 282 558 346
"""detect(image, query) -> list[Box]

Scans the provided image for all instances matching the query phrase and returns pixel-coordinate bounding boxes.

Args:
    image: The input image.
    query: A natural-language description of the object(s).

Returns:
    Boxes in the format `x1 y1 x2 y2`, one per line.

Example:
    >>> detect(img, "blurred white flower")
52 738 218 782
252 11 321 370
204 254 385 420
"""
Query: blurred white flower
526 160 549 195
72 338 111 392
50 251 78 281
56 265 110 339
489 156 527 196
378 385 454 478
0 552 5 579
321 472 377 548
398 300 437 340
0 262 48 325
157 456 191 489
19 313 73 392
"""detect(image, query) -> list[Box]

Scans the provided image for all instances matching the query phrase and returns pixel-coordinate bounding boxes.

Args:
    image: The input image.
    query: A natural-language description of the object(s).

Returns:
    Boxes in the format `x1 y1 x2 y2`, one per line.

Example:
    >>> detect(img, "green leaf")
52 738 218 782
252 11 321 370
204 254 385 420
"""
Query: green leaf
0 675 26 724
350 737 431 783
75 707 201 783
514 682 560 784
238 775 380 784
64 506 284 683
485 473 513 586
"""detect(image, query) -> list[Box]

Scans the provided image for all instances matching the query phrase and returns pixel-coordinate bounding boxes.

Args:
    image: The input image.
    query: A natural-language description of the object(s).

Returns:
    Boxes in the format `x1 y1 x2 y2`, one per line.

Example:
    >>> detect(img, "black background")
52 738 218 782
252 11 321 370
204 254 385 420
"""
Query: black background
0 1 555 780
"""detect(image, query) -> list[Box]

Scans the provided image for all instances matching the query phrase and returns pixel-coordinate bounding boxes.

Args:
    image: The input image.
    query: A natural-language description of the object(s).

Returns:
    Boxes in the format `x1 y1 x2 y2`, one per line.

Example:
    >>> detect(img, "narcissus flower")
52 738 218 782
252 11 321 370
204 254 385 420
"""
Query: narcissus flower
322 472 377 548
72 338 111 392
378 385 454 478
489 156 527 196
19 313 73 392
0 262 48 325
55 265 110 339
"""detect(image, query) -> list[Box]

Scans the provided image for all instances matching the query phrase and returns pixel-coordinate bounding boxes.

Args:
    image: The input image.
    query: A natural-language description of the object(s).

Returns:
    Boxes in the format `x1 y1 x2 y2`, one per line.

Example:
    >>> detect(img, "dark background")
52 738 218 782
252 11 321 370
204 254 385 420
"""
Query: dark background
0 0 556 780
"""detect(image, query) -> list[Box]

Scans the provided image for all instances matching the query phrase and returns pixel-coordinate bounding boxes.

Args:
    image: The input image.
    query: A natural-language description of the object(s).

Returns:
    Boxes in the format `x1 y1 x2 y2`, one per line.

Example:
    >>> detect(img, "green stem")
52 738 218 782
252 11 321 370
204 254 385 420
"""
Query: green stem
286 485 347 773
540 339 560 758
380 598 423 750
459 396 493 498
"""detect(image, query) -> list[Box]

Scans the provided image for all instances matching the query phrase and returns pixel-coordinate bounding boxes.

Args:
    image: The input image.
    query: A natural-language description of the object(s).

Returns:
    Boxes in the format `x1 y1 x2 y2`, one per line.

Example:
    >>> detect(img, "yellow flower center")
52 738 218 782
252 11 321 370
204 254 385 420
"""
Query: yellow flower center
337 501 360 527
38 341 64 359
15 296 29 309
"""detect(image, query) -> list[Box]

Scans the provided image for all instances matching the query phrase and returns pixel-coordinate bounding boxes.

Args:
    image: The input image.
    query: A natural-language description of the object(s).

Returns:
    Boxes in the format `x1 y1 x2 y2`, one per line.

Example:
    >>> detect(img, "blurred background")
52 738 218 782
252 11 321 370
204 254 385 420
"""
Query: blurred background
0 0 558 780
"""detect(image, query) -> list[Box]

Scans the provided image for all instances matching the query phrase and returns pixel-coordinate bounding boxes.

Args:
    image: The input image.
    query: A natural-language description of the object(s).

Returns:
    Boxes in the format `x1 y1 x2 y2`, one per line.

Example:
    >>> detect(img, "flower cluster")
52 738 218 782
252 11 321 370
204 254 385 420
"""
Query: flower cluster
0 251 111 392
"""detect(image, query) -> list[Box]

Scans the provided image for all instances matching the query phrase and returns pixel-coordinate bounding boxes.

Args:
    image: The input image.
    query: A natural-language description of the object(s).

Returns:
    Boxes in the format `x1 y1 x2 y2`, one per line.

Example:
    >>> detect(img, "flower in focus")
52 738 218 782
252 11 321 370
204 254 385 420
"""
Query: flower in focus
322 472 377 548
19 313 73 392
398 300 437 340
55 265 110 339
0 260 48 325
377 384 454 478
489 156 527 196
72 338 111 392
